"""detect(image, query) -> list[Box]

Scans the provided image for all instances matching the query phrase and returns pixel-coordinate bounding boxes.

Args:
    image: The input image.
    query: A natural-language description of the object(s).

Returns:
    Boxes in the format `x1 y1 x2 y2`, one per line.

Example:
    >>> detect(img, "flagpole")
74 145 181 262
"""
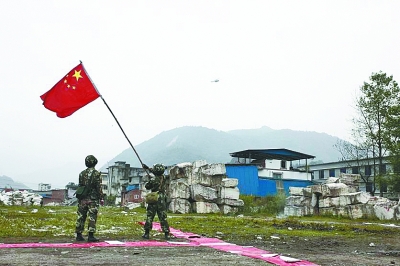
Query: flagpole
80 61 149 175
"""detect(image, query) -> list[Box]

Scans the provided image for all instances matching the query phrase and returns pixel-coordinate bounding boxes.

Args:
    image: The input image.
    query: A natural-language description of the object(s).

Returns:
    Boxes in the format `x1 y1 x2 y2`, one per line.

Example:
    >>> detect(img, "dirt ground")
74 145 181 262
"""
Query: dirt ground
0 233 399 266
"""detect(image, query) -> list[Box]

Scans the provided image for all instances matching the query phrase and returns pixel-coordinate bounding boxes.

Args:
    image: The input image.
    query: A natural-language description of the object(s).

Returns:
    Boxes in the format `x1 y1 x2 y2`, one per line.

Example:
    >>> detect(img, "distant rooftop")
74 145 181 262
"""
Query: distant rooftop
230 148 315 161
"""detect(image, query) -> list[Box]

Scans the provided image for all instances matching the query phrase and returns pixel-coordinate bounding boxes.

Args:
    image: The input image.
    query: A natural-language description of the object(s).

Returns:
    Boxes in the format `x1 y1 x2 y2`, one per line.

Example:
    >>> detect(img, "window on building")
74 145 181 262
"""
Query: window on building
281 160 287 169
329 169 335 177
393 163 400 174
381 164 387 174
273 173 282 179
365 165 372 176
352 166 359 174
319 170 325 179
366 182 372 192
134 195 139 199
340 168 346 173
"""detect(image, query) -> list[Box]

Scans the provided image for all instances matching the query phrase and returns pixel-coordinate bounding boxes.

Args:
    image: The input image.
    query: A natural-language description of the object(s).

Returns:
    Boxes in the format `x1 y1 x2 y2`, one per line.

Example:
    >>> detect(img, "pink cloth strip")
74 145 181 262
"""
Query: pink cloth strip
139 222 319 266
0 222 319 266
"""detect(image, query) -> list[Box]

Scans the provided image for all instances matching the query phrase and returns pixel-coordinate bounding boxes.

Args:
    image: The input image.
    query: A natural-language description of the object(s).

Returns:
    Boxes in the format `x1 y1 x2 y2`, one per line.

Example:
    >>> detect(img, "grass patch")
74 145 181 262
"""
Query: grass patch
1 198 399 243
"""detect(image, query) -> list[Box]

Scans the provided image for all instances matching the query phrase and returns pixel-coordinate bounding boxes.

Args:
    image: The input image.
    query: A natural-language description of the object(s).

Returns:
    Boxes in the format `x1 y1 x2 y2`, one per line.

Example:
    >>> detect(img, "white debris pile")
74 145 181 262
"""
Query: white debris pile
165 160 243 214
0 190 43 206
284 173 400 220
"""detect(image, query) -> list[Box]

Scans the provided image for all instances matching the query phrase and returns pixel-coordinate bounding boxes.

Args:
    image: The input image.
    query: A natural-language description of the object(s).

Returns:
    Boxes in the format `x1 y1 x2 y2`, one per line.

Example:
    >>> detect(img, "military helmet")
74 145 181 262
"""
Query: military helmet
85 155 98 167
153 163 165 175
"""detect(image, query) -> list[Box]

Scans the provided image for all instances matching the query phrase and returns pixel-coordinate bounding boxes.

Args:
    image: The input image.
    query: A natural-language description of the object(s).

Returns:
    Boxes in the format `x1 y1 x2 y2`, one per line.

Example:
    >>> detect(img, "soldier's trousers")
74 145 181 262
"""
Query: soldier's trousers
75 199 99 233
144 195 170 233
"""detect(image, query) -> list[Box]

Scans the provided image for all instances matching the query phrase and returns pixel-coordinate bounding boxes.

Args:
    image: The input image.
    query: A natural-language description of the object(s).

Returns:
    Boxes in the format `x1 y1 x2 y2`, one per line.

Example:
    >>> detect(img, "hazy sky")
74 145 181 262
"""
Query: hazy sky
2 1 400 189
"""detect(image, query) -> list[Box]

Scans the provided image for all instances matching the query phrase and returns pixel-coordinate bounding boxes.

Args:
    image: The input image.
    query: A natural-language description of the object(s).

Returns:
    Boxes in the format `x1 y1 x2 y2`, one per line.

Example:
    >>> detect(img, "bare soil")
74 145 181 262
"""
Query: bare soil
0 234 399 266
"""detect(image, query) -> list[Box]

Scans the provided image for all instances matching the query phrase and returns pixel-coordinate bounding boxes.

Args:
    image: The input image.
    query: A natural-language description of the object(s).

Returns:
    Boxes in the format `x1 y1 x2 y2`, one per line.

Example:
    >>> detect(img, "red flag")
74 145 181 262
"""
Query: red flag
40 63 100 118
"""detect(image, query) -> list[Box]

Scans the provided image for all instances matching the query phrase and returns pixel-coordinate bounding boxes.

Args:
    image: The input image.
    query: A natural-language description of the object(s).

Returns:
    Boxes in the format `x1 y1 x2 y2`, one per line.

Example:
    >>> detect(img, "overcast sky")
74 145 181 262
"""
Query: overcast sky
1 1 400 189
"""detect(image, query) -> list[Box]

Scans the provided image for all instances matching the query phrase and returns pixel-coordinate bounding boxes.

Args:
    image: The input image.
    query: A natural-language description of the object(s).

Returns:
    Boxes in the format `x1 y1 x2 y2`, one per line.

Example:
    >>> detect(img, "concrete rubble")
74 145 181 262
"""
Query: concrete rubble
167 160 243 214
284 173 400 220
0 190 43 206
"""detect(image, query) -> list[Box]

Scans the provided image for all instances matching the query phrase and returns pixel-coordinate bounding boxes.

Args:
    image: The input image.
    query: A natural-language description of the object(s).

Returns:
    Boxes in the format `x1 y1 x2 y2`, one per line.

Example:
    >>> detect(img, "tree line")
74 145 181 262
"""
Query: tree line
335 71 400 197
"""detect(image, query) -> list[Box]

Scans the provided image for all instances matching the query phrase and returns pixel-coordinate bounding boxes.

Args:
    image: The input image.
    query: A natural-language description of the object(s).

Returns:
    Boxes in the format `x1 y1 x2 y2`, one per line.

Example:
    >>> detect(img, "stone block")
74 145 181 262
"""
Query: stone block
374 202 399 220
169 179 190 199
169 198 191 214
169 163 193 180
286 195 311 207
289 187 304 196
339 192 370 206
219 205 239 214
190 184 218 202
284 206 314 217
192 201 220 213
216 198 244 207
198 163 226 176
311 183 350 197
190 172 224 187
318 197 340 208
221 178 238 188
218 186 240 200
193 160 208 168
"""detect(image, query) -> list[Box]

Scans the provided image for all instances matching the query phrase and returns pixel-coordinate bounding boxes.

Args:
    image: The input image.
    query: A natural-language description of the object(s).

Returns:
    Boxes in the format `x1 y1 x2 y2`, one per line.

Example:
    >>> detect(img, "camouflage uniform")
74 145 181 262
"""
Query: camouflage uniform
143 164 170 235
75 155 103 236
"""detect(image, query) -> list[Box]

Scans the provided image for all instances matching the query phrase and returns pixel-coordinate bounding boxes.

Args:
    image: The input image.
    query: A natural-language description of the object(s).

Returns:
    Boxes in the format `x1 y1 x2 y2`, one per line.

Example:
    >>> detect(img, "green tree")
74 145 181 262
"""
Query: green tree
355 71 400 196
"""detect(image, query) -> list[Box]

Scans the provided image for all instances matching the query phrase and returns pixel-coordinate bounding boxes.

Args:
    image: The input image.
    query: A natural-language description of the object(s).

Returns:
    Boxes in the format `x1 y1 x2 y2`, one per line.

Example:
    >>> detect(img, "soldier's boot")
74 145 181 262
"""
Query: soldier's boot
164 232 170 240
87 232 100 242
76 233 85 241
142 230 150 239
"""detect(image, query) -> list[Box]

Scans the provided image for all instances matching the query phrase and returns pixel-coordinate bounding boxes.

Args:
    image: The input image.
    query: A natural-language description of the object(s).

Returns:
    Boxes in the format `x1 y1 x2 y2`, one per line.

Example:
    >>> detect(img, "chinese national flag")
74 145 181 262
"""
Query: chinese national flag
40 63 100 118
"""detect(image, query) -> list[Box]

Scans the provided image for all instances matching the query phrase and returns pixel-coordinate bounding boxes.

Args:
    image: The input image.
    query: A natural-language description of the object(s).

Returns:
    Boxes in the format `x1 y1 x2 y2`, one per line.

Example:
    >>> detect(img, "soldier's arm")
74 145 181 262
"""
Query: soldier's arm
95 171 103 198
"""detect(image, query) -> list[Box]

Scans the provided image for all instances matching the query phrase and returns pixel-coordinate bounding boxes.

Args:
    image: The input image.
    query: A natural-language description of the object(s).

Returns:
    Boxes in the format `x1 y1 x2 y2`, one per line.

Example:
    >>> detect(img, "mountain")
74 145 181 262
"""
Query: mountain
101 126 342 170
0 175 30 190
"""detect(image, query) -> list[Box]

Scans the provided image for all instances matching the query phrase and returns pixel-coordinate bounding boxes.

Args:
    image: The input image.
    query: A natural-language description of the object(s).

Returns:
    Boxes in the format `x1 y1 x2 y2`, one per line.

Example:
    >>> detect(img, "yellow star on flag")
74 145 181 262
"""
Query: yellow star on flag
72 70 83 81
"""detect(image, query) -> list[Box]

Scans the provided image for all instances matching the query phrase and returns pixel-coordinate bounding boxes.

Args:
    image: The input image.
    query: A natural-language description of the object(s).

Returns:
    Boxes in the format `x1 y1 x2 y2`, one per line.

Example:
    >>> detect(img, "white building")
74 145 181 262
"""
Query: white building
106 161 145 196
307 157 392 196
38 183 51 191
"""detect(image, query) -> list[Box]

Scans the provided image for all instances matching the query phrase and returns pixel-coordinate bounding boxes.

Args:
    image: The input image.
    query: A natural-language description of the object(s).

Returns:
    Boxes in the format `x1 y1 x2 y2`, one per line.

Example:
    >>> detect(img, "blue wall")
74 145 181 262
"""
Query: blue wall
226 164 313 196
225 164 259 195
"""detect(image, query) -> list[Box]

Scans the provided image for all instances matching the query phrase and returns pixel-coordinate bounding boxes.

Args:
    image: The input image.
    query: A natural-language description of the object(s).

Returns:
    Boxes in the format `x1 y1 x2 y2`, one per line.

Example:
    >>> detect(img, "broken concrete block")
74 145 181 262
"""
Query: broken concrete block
198 163 226 176
317 183 350 197
169 198 191 214
284 206 314 217
367 196 391 205
326 177 339 183
216 198 244 207
218 186 240 200
339 173 361 185
169 163 193 180
192 201 220 213
374 202 399 220
221 178 238 188
286 196 311 207
190 184 218 202
339 192 370 206
346 204 375 219
289 187 304 196
190 172 224 186
318 197 340 208
219 205 239 214
303 187 312 198
193 160 208 168
169 179 190 199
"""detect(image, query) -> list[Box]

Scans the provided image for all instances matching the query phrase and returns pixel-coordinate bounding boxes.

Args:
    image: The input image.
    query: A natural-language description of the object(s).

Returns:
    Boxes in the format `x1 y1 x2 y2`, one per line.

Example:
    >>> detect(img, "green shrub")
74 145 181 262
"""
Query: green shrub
239 194 286 216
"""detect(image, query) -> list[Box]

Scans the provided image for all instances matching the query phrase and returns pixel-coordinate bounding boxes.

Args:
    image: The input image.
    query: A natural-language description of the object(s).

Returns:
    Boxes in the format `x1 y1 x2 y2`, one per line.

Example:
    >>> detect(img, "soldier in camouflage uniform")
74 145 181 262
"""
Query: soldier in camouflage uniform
142 163 170 240
75 155 104 242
